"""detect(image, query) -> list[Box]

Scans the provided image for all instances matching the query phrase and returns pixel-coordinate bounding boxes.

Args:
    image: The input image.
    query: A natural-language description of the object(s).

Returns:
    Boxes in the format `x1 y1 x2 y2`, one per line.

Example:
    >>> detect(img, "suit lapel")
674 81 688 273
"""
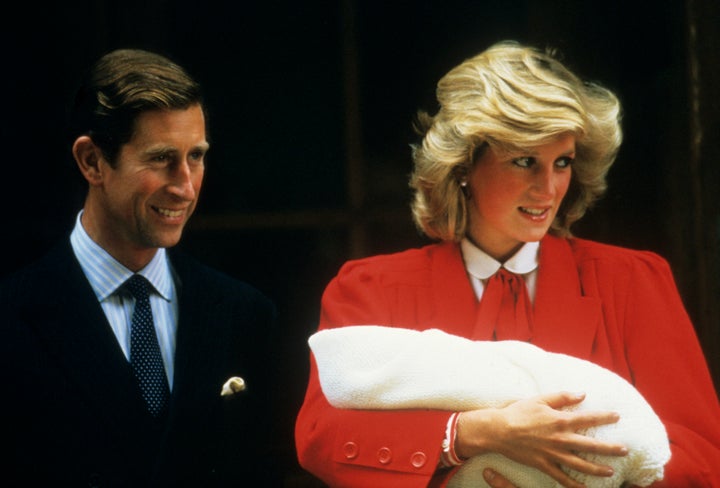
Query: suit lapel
532 235 602 358
168 253 225 417
27 243 150 426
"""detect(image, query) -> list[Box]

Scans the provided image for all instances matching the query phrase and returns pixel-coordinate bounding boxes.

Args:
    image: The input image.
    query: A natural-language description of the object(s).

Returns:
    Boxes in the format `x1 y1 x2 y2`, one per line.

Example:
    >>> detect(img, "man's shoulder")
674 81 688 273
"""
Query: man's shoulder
0 241 76 302
167 249 274 307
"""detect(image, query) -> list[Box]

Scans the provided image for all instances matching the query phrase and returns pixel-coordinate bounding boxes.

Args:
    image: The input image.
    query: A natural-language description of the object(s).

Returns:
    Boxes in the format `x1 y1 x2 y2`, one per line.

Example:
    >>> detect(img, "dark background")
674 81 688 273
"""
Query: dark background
2 1 718 486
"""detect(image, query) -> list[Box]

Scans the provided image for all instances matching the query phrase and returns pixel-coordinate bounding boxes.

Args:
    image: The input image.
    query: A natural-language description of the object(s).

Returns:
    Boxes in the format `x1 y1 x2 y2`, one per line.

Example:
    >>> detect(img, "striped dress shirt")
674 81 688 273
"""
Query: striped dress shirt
69 211 178 388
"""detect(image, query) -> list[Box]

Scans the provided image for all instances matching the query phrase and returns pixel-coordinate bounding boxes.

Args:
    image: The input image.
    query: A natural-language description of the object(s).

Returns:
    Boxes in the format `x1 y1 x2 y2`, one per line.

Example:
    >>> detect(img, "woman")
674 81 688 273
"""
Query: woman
295 41 720 487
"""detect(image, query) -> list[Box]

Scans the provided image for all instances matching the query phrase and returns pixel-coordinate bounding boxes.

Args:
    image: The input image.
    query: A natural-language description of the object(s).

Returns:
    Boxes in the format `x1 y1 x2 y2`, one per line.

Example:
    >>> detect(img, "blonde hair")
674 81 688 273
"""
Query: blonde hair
409 40 622 241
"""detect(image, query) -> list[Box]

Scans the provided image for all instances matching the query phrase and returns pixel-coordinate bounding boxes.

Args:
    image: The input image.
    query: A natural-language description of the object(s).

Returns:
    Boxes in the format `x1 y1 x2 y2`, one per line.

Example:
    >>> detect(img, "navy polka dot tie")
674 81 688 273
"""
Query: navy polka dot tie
125 274 170 417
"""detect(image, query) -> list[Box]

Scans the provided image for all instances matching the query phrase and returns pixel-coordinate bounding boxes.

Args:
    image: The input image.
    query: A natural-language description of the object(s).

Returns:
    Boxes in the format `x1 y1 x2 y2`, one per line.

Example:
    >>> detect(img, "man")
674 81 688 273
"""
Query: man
0 49 279 487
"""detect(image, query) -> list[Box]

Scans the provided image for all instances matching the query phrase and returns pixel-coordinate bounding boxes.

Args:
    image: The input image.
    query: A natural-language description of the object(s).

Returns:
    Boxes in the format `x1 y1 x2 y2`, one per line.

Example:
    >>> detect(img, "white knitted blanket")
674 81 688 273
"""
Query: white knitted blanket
309 326 670 488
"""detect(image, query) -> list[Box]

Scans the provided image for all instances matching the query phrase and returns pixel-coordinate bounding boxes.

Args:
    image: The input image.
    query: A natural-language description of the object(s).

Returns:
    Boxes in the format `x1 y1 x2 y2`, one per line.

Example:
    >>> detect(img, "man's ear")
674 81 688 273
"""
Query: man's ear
73 136 105 186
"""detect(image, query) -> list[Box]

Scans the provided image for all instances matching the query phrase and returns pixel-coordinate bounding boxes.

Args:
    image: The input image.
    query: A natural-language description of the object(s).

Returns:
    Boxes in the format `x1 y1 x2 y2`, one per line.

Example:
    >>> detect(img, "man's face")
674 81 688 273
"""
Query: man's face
89 104 208 265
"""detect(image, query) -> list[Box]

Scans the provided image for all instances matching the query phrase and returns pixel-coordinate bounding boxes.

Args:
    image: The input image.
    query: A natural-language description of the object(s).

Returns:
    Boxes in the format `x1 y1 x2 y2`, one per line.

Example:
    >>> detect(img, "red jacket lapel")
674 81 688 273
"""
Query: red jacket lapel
532 235 602 358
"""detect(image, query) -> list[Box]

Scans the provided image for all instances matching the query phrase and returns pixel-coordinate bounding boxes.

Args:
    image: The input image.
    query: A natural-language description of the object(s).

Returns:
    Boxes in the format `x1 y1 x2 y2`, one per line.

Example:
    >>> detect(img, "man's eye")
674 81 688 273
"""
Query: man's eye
513 157 533 168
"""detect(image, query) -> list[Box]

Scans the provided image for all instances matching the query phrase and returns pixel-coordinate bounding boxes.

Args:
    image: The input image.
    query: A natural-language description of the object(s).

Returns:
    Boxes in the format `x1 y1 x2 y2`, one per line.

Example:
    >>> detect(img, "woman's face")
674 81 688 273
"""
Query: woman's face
465 133 574 262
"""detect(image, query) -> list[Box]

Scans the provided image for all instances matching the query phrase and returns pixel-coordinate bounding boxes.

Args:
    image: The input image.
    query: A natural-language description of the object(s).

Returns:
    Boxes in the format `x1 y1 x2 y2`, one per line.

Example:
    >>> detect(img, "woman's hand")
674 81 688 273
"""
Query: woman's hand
455 391 628 488
483 468 518 488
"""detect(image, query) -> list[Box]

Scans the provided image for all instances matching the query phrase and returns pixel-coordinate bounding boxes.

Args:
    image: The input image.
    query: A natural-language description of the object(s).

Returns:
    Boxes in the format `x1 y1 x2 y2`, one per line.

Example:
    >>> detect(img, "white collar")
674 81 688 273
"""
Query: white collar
71 210 173 301
460 238 539 280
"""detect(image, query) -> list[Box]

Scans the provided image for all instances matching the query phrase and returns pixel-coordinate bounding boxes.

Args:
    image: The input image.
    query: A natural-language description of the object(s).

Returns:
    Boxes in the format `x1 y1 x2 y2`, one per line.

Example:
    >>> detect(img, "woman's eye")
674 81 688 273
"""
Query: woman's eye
556 157 574 168
513 157 534 168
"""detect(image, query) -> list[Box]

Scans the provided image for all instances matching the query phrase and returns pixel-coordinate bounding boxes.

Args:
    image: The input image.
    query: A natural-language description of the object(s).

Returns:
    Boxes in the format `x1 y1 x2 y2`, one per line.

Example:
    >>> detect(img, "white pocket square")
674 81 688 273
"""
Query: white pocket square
221 376 246 397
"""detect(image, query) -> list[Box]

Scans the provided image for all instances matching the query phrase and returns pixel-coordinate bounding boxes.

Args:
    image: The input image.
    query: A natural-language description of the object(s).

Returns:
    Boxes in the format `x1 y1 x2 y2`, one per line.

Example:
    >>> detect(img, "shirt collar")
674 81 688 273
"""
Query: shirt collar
460 238 539 280
70 210 173 301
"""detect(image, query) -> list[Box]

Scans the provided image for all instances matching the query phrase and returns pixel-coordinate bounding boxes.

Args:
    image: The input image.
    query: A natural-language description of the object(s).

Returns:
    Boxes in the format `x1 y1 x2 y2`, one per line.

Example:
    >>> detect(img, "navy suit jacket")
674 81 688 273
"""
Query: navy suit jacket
0 239 279 488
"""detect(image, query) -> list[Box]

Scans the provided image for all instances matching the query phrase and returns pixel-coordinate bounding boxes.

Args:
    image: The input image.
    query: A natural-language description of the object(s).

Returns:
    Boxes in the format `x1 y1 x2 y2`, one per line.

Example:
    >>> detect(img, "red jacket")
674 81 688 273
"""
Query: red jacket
295 235 720 487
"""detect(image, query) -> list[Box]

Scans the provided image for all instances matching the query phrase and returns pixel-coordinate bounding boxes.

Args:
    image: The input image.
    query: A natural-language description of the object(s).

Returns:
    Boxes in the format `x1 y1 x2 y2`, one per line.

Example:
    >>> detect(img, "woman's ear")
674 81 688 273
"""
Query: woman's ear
73 136 105 186
453 166 471 198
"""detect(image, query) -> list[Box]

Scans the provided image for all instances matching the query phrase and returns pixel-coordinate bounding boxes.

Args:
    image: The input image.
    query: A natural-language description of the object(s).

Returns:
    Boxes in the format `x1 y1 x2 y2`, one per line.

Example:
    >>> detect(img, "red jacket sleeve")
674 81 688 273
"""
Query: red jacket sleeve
627 253 720 486
295 258 454 488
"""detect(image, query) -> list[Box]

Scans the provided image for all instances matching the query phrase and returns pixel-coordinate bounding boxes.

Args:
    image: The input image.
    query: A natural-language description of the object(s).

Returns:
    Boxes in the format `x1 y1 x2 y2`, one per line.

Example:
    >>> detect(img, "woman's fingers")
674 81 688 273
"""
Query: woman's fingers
535 391 621 432
559 431 629 457
541 391 588 409
464 392 630 487
483 468 517 488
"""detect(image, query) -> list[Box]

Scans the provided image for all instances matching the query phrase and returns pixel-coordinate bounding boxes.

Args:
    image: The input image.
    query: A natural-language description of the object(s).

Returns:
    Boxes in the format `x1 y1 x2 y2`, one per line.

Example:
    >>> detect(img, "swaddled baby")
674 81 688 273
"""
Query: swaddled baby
309 325 671 488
